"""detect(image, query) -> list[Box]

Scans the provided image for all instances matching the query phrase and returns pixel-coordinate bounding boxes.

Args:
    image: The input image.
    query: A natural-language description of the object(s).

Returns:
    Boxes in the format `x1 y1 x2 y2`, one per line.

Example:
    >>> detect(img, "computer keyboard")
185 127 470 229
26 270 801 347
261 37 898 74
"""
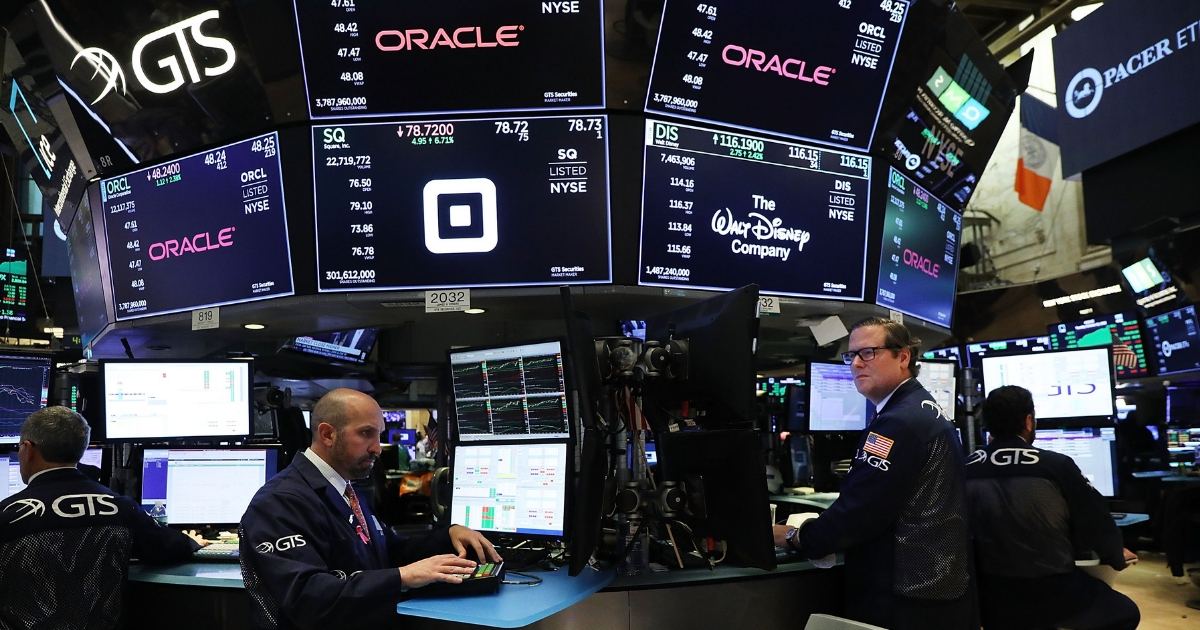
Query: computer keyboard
193 541 240 562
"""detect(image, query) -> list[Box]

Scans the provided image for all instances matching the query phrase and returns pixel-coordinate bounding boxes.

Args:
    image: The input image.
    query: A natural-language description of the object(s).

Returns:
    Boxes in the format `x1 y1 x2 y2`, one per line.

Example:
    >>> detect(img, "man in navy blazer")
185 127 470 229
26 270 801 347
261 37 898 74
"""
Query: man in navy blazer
240 388 500 629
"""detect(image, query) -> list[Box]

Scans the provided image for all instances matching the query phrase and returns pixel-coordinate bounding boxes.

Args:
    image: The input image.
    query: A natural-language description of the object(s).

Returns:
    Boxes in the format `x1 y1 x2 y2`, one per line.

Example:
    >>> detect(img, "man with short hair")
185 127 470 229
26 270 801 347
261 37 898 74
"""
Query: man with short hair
240 388 501 629
773 317 973 630
968 385 1139 630
0 406 199 629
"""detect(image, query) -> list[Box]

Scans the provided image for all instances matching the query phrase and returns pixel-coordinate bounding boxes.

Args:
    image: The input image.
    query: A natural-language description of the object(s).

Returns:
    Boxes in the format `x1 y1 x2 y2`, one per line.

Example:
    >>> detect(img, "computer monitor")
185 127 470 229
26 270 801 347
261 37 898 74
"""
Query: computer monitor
965 335 1055 368
1144 304 1200 376
980 347 1115 425
301 409 311 429
449 441 569 540
0 352 53 444
923 346 963 369
382 410 406 425
286 328 379 363
448 340 573 442
388 428 417 446
101 360 254 440
140 448 279 526
657 429 775 570
807 362 872 432
79 447 104 468
644 284 761 428
2 452 26 500
917 359 957 419
1049 311 1150 378
1034 427 1119 497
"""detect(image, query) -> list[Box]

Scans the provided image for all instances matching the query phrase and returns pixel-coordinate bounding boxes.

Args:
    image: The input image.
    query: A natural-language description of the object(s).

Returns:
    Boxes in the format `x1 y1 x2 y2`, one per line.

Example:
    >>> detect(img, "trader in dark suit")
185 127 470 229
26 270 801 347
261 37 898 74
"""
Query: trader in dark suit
773 317 973 630
240 388 500 629
0 406 199 629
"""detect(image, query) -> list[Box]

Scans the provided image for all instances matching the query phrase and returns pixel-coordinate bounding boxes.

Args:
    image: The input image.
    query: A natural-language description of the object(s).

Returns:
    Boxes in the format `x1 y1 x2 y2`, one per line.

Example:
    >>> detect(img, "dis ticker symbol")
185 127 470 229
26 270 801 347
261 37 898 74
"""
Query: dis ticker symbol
422 178 498 254
71 48 127 105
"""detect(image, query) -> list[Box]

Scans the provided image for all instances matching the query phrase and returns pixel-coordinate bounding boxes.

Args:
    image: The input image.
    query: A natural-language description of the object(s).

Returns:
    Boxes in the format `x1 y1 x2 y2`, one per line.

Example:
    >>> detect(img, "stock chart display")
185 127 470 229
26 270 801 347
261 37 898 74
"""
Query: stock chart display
449 341 572 441
876 167 961 327
99 132 294 320
0 255 29 324
1050 312 1149 378
0 353 52 443
294 0 604 118
645 0 909 149
1145 305 1200 376
313 116 611 291
639 120 871 300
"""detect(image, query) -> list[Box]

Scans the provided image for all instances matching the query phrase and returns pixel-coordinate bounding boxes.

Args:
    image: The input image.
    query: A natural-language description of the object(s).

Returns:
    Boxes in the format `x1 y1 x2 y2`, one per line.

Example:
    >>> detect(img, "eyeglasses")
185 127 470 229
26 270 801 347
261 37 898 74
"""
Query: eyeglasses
841 346 899 365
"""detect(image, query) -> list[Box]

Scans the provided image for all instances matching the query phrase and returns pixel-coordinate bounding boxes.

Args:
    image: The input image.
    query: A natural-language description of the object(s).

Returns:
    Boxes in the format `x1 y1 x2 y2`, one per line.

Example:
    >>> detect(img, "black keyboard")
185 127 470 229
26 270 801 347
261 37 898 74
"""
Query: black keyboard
775 549 805 564
193 542 240 563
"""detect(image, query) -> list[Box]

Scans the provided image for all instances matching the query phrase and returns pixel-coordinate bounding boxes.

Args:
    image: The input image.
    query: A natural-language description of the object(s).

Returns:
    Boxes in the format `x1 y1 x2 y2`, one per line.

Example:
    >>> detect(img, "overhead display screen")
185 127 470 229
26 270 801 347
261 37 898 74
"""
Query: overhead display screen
877 167 961 327
1145 304 1200 376
294 0 605 118
639 120 870 300
99 132 294 320
645 0 909 150
313 116 611 291
67 194 113 346
965 335 1053 368
1050 312 1149 379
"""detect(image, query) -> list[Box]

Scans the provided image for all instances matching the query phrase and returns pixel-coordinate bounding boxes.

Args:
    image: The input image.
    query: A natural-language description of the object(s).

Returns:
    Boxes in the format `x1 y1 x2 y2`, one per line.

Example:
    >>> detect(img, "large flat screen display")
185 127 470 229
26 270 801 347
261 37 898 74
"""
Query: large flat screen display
980 348 1114 421
966 335 1054 368
141 448 278 524
449 341 572 442
98 132 294 320
876 167 961 327
1034 427 1119 497
1049 312 1149 378
0 353 53 445
807 362 869 432
639 120 870 299
68 193 114 346
102 360 253 440
294 0 605 118
450 441 568 538
1145 304 1200 376
645 0 909 150
313 116 611 291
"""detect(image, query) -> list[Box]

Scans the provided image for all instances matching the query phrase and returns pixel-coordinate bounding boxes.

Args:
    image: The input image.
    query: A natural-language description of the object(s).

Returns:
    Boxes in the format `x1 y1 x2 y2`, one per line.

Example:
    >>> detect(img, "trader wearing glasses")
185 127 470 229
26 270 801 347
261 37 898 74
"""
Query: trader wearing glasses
773 317 973 630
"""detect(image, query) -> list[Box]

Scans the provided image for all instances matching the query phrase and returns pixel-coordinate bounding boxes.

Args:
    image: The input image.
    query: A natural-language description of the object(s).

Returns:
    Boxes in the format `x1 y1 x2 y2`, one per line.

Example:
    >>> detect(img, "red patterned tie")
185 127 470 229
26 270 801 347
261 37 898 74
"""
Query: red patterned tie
344 485 371 544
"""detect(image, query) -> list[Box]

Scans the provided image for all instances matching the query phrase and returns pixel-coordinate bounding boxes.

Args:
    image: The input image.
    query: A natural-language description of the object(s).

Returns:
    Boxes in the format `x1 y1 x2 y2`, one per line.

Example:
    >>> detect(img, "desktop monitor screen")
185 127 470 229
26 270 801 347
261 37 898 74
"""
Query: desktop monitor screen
3 452 26 501
917 360 957 419
980 347 1115 422
141 448 279 525
923 346 963 369
449 441 569 539
288 328 379 363
1034 427 1119 497
807 362 871 432
449 340 572 442
966 335 1054 368
382 410 406 425
1144 304 1200 376
1049 311 1149 378
102 360 253 440
79 447 104 469
389 428 417 446
0 353 53 444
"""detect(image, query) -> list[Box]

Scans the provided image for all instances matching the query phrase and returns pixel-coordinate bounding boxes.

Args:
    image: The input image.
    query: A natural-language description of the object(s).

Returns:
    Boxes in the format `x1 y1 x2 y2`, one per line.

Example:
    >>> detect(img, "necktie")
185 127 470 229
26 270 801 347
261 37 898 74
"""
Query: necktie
344 485 371 544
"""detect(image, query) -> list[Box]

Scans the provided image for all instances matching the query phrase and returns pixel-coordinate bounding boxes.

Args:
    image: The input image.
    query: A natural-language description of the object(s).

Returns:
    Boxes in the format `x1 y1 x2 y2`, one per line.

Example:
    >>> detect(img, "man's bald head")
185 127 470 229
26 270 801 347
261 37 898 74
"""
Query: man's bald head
309 388 385 480
311 388 380 440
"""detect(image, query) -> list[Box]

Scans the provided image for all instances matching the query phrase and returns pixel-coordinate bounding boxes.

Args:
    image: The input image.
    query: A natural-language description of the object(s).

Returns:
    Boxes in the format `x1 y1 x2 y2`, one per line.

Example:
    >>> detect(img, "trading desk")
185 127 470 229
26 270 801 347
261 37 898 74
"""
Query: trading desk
128 559 843 630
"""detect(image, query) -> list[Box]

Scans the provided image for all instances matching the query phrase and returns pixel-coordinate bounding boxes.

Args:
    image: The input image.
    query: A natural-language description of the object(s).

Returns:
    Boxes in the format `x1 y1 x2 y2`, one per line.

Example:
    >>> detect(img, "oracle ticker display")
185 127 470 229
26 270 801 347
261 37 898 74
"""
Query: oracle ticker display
98 132 294 320
876 167 961 327
294 0 605 118
639 120 871 300
645 0 909 150
313 116 612 291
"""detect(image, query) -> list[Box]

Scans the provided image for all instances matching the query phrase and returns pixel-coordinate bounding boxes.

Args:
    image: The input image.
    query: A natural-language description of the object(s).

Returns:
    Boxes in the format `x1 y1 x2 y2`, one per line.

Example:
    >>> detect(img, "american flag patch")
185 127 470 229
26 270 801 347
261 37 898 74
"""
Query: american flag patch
863 432 894 459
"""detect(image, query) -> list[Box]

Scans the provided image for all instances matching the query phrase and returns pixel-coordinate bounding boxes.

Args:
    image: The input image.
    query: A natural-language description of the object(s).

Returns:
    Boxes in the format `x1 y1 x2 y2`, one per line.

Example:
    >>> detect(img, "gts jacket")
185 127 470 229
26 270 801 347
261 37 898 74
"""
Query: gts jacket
0 468 199 629
797 379 972 629
239 453 454 630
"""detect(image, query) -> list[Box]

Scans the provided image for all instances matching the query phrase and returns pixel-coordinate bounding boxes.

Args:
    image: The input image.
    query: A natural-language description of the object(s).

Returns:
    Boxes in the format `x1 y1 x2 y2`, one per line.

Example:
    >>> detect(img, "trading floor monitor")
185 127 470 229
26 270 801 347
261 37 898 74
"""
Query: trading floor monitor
140 448 279 526
1034 427 1120 497
0 352 53 444
448 441 569 540
807 362 871 432
102 360 254 440
448 340 573 442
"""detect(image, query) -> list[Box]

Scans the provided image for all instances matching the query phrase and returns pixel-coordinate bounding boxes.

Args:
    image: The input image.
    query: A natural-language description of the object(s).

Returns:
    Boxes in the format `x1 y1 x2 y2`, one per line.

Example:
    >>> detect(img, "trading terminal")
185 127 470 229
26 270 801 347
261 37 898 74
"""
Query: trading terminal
1 0 1200 628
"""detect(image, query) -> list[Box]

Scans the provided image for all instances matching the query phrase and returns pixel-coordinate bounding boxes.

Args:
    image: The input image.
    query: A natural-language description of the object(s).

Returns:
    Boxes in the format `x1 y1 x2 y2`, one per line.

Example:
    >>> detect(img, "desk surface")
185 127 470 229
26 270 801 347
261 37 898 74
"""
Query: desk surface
770 492 839 510
396 566 612 628
128 562 243 589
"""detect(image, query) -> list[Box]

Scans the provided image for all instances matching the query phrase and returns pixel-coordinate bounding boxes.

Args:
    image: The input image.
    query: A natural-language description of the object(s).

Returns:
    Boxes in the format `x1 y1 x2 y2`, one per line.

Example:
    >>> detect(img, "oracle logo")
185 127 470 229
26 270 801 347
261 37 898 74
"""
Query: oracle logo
148 227 235 261
721 45 835 85
376 25 522 51
903 248 940 278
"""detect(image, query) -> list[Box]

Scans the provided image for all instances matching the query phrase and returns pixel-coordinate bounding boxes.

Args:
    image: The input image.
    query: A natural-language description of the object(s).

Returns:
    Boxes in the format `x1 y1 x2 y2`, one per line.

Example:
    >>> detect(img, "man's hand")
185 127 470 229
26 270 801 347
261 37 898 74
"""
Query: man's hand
399 554 479 589
1121 548 1138 570
448 525 502 563
182 530 211 547
772 524 793 549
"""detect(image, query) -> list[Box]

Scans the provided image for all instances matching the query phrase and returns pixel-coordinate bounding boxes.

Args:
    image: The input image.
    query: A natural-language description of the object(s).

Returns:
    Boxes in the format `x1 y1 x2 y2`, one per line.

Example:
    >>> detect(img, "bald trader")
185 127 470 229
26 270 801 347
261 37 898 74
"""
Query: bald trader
240 389 500 630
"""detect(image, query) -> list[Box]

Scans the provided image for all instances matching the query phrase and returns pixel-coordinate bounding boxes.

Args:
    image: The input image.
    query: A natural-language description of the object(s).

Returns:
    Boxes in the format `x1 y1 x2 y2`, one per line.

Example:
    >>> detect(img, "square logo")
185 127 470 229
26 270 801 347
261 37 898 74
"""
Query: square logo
937 81 972 115
954 97 990 130
422 178 498 254
926 67 953 96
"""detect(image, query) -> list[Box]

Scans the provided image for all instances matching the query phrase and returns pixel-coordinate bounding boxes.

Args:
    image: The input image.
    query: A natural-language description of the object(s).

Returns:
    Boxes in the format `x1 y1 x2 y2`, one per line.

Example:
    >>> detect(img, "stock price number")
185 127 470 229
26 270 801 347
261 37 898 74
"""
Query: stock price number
667 243 692 256
401 123 455 137
330 0 355 9
337 47 361 58
126 239 140 250
350 223 374 235
128 259 142 270
351 246 374 258
148 163 181 180
668 199 694 211
124 220 138 231
696 3 717 17
325 269 376 282
333 22 358 33
495 120 529 141
568 118 603 139
682 74 704 87
686 51 709 64
339 71 365 83
670 177 695 189
349 200 373 211
667 222 693 233
691 27 714 40
130 279 145 289
840 155 870 175
348 178 372 190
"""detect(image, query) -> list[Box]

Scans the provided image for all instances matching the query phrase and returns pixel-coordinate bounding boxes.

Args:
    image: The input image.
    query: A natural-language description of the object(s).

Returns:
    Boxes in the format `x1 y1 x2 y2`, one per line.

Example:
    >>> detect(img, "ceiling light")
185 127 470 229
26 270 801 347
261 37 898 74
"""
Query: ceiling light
464 308 486 314
244 323 267 330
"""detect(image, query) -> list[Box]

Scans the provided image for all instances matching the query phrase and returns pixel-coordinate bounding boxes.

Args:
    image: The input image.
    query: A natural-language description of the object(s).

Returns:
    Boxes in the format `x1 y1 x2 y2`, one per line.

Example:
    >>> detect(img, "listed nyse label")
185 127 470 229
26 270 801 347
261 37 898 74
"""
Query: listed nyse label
639 121 870 300
100 132 293 320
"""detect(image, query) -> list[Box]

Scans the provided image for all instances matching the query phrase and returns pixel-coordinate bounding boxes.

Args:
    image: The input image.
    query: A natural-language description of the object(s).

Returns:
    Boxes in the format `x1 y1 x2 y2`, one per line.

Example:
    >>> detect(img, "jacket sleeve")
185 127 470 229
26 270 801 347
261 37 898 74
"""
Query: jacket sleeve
122 497 201 564
241 490 405 629
797 417 926 558
1055 457 1125 570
